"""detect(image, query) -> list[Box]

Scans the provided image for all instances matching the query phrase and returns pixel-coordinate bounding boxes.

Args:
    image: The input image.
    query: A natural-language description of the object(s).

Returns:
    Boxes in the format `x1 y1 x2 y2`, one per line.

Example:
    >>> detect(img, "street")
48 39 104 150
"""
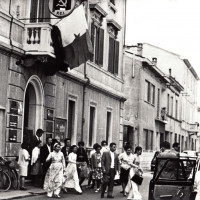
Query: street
22 172 153 200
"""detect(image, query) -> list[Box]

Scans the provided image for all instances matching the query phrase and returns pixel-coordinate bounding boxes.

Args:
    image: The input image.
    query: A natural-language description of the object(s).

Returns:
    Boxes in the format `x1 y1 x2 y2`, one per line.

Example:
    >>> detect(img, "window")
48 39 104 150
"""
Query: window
157 89 160 118
106 111 112 142
68 100 75 139
171 96 173 116
167 94 170 114
91 23 104 66
89 106 96 147
175 100 178 119
175 133 177 142
145 80 151 102
144 129 153 150
145 80 155 105
30 0 50 22
151 85 155 105
108 37 119 74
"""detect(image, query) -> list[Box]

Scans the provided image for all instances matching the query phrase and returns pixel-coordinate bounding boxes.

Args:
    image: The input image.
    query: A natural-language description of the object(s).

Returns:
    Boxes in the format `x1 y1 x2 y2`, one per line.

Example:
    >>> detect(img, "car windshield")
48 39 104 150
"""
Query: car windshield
153 157 196 182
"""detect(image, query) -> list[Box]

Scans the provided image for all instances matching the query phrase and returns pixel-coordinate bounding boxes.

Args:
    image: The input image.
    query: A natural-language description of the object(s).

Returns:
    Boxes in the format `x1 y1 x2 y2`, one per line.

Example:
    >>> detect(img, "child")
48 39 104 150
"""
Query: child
18 143 30 190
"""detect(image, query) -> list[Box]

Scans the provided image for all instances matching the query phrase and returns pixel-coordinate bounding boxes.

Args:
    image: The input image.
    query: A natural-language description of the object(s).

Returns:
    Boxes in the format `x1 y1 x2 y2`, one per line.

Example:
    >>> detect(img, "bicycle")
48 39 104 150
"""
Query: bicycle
0 165 11 192
0 157 19 191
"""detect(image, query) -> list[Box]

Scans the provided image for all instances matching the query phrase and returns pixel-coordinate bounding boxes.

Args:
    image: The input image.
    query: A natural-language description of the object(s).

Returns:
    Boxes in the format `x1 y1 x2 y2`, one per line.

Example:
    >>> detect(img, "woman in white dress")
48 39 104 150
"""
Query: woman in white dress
125 146 143 200
63 145 82 194
43 143 65 198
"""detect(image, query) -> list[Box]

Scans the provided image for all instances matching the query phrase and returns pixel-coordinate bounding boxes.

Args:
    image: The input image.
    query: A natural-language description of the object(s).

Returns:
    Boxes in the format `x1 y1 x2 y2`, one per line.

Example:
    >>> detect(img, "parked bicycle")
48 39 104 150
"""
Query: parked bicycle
0 157 18 191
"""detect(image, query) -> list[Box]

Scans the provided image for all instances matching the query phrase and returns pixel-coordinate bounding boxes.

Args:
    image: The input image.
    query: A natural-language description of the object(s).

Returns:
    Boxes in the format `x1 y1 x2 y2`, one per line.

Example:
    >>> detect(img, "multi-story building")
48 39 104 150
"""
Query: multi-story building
142 43 200 151
0 0 126 158
123 45 185 169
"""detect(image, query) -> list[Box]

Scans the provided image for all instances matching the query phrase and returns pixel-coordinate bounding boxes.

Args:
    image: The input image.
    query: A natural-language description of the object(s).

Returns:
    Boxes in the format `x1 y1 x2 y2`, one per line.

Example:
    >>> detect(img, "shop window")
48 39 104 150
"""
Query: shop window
30 0 50 22
89 106 96 147
68 100 75 140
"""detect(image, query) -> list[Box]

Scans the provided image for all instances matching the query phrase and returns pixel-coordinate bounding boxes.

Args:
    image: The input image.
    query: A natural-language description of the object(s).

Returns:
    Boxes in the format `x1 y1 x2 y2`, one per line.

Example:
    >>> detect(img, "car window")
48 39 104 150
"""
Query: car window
154 158 196 182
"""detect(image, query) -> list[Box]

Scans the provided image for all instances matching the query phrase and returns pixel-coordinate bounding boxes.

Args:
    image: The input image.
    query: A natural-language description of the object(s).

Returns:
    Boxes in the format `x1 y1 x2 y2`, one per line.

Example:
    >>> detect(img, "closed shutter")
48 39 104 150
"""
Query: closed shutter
114 40 119 74
39 0 50 22
30 0 38 23
108 37 114 73
95 28 99 64
98 28 104 66
90 22 95 61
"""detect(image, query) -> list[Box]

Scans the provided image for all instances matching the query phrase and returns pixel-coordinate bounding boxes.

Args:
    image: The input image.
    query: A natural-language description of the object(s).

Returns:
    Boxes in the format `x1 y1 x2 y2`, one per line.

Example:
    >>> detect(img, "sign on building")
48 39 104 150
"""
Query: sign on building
49 0 77 18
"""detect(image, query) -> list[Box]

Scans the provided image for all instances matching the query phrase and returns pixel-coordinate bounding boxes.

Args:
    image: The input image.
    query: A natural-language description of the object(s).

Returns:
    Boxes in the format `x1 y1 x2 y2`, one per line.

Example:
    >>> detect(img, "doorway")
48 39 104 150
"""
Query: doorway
123 125 134 149
22 76 44 146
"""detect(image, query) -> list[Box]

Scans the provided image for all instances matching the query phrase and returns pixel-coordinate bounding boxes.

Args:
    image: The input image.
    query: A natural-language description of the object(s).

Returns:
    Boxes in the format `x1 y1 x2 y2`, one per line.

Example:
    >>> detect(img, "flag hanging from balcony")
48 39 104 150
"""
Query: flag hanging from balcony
51 4 93 70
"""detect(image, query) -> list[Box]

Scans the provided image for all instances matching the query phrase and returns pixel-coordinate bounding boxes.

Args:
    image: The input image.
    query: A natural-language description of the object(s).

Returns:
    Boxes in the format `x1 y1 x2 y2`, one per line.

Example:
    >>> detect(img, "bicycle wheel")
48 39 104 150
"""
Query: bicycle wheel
10 169 19 190
0 170 11 192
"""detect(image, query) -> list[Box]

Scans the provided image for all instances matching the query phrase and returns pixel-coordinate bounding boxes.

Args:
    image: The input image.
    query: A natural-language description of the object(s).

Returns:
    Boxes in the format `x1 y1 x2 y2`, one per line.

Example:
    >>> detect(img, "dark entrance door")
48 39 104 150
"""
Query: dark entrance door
123 125 134 149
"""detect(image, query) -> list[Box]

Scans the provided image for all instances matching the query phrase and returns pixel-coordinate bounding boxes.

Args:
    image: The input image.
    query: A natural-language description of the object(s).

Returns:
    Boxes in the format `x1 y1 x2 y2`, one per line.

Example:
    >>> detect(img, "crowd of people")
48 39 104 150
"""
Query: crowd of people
17 128 144 199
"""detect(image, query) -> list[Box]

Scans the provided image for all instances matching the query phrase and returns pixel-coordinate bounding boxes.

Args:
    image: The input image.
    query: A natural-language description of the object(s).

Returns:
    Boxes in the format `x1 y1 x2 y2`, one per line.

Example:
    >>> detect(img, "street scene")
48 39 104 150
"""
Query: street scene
0 0 200 200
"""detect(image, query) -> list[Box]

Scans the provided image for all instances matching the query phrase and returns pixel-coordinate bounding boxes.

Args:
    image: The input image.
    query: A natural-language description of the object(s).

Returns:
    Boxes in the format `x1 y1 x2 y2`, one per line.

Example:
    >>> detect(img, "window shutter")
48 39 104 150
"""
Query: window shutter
114 40 119 74
39 0 50 22
30 0 38 23
95 28 99 64
108 37 114 73
98 28 104 66
90 22 95 61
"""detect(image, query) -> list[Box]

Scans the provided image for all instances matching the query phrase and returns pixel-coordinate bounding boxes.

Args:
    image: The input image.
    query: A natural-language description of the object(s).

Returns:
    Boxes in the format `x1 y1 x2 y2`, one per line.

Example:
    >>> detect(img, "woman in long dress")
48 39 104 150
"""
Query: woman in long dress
118 144 135 196
125 146 143 200
63 145 82 194
43 143 65 198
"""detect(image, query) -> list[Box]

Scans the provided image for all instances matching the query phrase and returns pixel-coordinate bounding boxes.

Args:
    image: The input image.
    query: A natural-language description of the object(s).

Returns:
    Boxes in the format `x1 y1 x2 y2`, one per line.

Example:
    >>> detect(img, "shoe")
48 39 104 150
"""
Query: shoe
77 192 82 195
63 188 68 193
54 194 61 198
95 188 100 193
107 195 114 198
20 186 27 191
101 193 104 198
123 192 127 197
120 191 124 193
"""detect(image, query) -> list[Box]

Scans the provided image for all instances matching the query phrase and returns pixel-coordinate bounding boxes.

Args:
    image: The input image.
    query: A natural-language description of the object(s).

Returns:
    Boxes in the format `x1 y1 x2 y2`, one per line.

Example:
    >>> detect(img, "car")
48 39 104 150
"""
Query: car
148 156 197 200
150 151 160 171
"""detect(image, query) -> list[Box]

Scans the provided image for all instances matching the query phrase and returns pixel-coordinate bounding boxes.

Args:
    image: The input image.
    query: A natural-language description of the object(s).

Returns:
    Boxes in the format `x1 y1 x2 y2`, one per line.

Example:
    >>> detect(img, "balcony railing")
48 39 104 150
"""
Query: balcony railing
23 23 55 56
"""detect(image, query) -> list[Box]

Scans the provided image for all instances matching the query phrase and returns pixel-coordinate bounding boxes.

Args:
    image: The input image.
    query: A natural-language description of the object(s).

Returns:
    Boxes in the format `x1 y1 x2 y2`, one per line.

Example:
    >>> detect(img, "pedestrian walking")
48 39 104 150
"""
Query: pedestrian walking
61 138 72 165
101 141 109 153
63 145 82 194
101 142 119 199
118 144 135 196
77 141 89 186
40 137 53 184
43 143 65 198
18 142 30 190
125 146 143 200
31 140 42 187
91 144 103 193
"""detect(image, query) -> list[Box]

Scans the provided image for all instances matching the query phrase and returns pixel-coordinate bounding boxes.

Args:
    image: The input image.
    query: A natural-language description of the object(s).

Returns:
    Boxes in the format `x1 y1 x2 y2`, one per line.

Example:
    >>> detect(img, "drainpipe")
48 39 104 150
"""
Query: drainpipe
81 62 90 141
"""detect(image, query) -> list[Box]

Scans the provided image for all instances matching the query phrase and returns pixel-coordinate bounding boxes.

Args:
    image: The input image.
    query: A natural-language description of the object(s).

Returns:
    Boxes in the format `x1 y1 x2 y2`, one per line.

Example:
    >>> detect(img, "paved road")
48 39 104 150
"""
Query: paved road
23 171 153 200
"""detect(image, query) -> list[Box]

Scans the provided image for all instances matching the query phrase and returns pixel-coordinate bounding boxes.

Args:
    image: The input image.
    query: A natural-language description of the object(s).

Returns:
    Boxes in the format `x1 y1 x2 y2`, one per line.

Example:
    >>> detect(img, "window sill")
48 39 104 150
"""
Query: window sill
108 2 117 13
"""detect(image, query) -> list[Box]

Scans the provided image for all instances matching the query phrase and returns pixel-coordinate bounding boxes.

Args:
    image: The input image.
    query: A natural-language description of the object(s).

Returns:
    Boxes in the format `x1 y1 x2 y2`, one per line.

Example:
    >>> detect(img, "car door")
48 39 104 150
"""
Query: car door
149 157 196 200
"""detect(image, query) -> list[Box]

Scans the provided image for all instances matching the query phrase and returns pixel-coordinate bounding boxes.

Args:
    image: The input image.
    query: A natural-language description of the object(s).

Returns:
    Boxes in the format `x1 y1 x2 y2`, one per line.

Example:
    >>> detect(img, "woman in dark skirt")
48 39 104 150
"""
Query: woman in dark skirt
118 144 135 196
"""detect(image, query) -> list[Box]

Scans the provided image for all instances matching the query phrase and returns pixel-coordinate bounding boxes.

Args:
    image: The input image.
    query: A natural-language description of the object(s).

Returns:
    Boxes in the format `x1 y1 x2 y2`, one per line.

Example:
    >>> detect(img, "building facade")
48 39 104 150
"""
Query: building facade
0 0 126 158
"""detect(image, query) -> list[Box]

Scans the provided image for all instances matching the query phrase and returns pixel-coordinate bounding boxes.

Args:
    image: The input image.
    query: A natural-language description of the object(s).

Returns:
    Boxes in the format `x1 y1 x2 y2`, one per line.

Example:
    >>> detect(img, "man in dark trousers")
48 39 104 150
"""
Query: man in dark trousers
101 142 119 199
40 137 52 184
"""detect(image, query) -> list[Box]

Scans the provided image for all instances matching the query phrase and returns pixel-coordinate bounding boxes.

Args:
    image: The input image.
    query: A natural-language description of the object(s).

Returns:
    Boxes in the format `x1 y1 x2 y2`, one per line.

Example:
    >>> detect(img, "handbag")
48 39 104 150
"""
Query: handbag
131 173 143 185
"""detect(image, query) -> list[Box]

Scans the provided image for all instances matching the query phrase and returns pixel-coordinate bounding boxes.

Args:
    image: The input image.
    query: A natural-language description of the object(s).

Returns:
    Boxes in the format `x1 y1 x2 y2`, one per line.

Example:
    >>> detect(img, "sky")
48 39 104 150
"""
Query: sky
126 0 200 76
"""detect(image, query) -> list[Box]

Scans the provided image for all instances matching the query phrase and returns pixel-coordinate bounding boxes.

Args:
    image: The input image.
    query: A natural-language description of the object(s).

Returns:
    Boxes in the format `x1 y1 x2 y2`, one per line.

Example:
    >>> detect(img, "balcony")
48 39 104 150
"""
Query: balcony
23 23 55 57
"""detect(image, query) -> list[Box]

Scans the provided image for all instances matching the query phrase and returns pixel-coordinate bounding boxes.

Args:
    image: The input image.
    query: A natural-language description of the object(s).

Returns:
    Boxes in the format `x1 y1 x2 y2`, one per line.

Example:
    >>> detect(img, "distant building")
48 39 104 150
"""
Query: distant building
0 0 126 158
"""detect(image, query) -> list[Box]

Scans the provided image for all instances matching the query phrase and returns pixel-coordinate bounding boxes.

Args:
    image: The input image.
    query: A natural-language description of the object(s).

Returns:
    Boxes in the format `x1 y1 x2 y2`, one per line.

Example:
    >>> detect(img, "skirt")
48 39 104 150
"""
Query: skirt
120 167 130 184
92 167 103 180
19 165 28 177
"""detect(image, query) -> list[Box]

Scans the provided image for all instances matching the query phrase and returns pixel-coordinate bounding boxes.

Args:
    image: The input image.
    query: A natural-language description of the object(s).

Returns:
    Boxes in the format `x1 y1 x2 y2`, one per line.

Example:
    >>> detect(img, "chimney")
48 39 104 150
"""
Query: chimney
137 43 143 56
152 57 157 65
169 68 171 76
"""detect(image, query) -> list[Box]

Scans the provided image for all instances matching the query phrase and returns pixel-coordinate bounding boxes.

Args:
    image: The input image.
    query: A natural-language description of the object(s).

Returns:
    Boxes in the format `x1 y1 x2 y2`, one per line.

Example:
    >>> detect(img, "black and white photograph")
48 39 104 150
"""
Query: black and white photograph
0 0 200 199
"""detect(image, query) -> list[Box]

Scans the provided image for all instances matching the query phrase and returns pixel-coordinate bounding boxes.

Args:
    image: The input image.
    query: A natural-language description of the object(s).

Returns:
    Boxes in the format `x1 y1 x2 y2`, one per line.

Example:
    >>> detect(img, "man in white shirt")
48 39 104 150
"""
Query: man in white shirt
101 143 119 198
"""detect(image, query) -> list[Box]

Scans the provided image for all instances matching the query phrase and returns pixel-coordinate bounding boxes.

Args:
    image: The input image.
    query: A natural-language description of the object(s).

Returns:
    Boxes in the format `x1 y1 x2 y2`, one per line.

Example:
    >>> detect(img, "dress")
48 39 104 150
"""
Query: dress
63 152 82 193
118 152 135 185
31 146 41 175
91 152 103 180
43 151 65 196
125 154 142 200
18 148 30 177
